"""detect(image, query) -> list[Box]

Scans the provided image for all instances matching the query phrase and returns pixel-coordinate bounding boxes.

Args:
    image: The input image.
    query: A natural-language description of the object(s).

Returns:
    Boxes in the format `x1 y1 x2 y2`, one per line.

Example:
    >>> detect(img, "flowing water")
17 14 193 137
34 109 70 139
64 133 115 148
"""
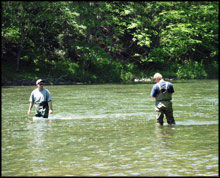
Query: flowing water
1 80 218 176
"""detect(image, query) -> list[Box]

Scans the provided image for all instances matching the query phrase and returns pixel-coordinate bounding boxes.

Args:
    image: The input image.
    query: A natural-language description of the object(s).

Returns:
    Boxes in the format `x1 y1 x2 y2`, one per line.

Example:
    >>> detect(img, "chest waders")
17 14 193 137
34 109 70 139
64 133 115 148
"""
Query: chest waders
155 82 175 125
35 94 49 118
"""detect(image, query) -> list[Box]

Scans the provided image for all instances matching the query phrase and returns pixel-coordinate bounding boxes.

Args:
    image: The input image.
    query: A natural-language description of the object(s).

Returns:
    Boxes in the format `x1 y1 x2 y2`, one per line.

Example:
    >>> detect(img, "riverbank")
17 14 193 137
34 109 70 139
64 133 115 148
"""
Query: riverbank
1 61 217 86
1 78 155 86
1 78 78 86
3 77 215 87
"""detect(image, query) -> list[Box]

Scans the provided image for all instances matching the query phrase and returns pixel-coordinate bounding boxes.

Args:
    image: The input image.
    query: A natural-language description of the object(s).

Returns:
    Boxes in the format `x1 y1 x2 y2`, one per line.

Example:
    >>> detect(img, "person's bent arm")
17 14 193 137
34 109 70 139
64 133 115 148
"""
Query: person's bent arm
48 101 53 114
27 102 34 115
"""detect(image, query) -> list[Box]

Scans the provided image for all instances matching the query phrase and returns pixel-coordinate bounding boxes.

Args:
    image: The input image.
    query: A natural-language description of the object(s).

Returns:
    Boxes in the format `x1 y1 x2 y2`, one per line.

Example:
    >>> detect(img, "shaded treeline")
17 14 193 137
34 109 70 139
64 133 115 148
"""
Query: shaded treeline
1 1 218 84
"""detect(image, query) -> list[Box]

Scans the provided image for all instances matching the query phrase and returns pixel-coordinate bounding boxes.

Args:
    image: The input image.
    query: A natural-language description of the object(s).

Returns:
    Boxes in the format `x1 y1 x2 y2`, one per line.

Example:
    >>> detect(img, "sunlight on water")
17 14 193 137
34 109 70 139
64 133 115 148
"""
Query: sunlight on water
1 80 218 176
35 113 218 127
176 120 218 126
48 112 152 120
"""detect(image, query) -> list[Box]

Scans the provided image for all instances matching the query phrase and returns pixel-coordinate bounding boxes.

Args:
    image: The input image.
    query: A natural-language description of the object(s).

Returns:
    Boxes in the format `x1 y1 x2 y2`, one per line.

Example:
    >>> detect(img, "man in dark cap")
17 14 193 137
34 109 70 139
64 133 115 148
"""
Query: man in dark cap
27 79 53 118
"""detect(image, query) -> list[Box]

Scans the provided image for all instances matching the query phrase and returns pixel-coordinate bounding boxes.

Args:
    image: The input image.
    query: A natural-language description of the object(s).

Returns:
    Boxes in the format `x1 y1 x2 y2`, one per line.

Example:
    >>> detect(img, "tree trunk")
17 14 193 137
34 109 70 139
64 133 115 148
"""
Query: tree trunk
16 26 24 72
16 2 24 72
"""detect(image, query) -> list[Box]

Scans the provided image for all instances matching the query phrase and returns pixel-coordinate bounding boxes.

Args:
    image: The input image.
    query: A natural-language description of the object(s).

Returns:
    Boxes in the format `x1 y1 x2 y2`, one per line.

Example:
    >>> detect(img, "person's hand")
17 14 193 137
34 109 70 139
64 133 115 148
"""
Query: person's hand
49 109 53 114
27 109 31 116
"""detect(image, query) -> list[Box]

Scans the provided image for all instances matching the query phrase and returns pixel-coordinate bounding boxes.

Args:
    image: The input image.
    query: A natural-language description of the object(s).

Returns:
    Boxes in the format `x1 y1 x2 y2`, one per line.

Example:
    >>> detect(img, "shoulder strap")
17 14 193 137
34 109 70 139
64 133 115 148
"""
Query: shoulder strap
165 82 168 90
157 82 169 91
157 83 161 90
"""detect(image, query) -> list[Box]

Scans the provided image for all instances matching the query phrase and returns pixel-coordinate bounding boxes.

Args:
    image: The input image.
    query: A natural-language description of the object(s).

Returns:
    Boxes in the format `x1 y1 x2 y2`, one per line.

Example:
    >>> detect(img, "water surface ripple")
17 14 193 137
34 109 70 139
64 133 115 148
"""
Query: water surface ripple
2 80 218 176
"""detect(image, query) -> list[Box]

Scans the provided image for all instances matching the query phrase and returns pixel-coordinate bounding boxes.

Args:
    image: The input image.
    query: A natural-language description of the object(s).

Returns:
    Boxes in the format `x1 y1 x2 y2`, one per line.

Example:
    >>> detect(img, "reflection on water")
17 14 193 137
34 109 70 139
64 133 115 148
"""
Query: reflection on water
26 122 51 174
1 80 218 176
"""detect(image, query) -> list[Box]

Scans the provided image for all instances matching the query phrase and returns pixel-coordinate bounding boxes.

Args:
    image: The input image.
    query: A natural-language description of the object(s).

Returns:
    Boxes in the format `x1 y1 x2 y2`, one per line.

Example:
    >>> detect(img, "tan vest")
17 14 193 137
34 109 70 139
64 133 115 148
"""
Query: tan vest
155 82 172 101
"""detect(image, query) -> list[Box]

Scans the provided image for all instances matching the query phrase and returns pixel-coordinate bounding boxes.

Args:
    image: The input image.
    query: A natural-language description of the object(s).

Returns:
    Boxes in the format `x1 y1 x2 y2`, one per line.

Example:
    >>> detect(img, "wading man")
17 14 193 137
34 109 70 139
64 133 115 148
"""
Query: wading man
150 73 176 126
27 79 53 118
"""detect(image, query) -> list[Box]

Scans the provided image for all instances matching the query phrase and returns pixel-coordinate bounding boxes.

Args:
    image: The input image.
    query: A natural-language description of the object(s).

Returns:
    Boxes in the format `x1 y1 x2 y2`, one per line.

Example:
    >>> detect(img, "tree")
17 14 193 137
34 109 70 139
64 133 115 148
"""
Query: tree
1 1 218 82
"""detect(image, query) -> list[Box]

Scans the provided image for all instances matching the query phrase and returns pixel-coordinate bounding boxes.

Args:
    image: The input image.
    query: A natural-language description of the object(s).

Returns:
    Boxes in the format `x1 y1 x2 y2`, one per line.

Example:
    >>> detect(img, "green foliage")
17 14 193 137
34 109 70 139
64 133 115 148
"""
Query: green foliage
1 1 218 84
176 61 207 79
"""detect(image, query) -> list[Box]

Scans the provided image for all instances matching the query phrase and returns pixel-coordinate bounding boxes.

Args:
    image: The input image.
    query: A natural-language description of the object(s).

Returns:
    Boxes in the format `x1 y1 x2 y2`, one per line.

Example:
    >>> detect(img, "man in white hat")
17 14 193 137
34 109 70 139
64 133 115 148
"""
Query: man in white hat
27 79 53 118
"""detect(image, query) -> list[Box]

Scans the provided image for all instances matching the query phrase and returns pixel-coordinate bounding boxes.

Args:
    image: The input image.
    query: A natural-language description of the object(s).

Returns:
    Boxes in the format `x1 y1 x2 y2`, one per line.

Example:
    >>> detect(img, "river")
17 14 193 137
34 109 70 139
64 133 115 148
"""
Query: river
1 80 218 176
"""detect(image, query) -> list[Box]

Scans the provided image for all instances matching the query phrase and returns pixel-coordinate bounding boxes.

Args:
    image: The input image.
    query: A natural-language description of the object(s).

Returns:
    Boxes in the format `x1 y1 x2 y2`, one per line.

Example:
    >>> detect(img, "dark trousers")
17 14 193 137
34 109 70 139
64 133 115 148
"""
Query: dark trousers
155 101 175 125
35 102 49 118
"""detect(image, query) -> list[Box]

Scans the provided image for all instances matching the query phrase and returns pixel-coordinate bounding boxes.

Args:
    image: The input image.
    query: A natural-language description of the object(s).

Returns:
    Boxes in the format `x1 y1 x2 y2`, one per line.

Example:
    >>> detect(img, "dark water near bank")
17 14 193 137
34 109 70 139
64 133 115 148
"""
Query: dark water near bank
1 80 218 176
